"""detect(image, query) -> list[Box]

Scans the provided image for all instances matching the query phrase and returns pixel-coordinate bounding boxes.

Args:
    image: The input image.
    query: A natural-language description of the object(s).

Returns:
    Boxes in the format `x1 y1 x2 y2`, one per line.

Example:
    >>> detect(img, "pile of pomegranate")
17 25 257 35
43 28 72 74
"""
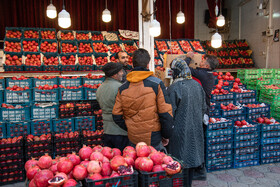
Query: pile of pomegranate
25 142 182 187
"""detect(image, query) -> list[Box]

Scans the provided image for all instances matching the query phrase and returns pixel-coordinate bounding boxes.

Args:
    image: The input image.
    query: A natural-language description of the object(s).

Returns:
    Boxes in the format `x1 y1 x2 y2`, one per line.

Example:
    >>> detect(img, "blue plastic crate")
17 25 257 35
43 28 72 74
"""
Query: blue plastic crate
0 123 6 138
0 90 3 103
245 105 270 113
84 88 97 100
4 89 32 104
261 131 280 139
234 138 259 148
59 88 84 101
78 65 96 71
221 108 244 116
261 149 280 158
206 134 233 144
43 65 60 71
227 114 247 121
31 103 59 119
262 144 280 151
24 65 43 71
30 119 53 135
206 155 232 166
261 137 280 145
1 104 30 121
59 77 82 87
235 146 259 154
207 142 233 151
6 77 33 88
5 27 23 39
211 93 234 101
234 159 259 168
235 97 257 105
4 64 24 72
0 79 5 90
234 124 259 134
234 152 259 161
52 118 74 133
83 77 105 85
74 116 95 131
23 28 40 39
261 123 280 131
234 132 259 141
261 157 280 164
60 65 78 71
33 77 58 87
206 128 233 137
211 100 235 106
247 112 270 121
206 162 232 172
207 119 233 130
206 149 233 158
209 109 220 117
234 90 256 99
6 121 30 138
33 88 59 102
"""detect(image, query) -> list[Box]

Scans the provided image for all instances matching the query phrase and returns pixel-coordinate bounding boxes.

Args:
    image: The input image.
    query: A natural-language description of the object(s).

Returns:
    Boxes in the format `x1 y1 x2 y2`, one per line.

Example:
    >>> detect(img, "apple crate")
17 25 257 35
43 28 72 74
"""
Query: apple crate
206 162 232 172
60 40 78 54
75 30 91 41
31 103 59 119
40 39 58 54
42 53 60 71
4 89 32 104
6 77 33 88
57 30 75 40
84 88 97 100
0 104 30 121
59 76 82 87
77 53 96 71
4 38 22 53
74 116 95 131
25 135 53 160
206 149 233 158
23 52 43 71
59 87 84 101
84 170 138 187
33 77 58 87
91 31 104 41
206 142 233 152
40 28 56 39
211 93 234 101
53 132 81 157
233 159 259 168
30 119 53 135
207 120 233 130
33 88 59 102
0 123 6 138
52 118 74 133
6 121 30 138
5 27 23 39
247 112 270 121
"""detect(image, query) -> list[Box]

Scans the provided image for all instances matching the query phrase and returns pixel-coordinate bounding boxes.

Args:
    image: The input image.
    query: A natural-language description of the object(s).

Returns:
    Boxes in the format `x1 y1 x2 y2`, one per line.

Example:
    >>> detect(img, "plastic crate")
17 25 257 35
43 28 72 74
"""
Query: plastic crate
1 104 30 121
84 88 97 100
58 30 75 40
206 134 233 144
235 146 259 154
33 77 58 87
6 121 30 138
90 31 104 41
75 30 91 41
6 77 33 88
0 90 3 103
74 116 95 131
261 157 280 164
234 159 259 168
59 53 78 71
40 28 56 40
77 41 93 53
235 97 257 105
234 132 259 141
261 131 280 139
81 133 103 147
261 149 280 158
58 102 76 118
261 144 280 151
53 132 80 157
30 119 53 135
211 100 235 106
77 53 96 71
0 137 24 161
23 27 40 39
207 120 233 130
261 137 280 145
206 155 232 166
84 171 138 187
247 112 270 121
221 108 244 116
207 142 233 151
25 135 52 160
59 77 82 87
206 162 232 172
244 105 270 113
3 64 24 72
33 88 59 102
83 77 105 85
4 89 32 104
59 87 84 101
261 123 280 131
0 123 6 138
76 100 100 117
226 114 247 121
211 93 234 101
5 27 23 39
42 53 60 71
209 109 221 117
52 118 74 133
40 39 58 54
206 149 233 158
206 128 233 137
31 103 59 119
233 90 256 99
234 138 259 148
23 51 43 70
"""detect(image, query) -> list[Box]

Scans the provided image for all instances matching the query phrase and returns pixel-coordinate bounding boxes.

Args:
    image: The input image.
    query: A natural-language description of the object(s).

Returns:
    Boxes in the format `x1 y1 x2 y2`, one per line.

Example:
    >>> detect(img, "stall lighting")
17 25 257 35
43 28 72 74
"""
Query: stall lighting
211 32 222 48
58 0 71 28
217 14 225 27
102 0 111 22
46 0 57 19
149 19 161 37
176 11 185 24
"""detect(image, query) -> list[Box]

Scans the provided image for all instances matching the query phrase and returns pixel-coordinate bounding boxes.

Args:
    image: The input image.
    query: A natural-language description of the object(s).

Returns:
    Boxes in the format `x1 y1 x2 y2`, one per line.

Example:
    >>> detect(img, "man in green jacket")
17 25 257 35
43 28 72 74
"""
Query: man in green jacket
96 62 129 151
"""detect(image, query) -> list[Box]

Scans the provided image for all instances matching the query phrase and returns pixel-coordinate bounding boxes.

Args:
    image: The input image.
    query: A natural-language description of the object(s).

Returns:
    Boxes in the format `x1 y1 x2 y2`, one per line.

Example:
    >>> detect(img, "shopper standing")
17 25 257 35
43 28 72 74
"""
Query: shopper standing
116 51 132 83
112 48 174 151
167 58 206 186
96 62 129 151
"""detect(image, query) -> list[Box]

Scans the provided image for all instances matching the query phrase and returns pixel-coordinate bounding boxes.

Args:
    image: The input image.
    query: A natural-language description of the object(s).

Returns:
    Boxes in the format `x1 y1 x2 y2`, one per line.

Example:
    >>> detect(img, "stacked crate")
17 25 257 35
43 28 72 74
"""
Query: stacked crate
206 118 233 171
233 122 260 168
244 103 270 121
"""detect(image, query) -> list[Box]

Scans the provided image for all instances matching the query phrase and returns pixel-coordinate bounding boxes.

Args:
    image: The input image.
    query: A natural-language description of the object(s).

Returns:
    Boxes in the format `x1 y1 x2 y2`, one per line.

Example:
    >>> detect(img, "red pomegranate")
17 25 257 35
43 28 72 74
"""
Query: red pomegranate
79 145 93 161
62 179 78 187
138 157 154 172
101 162 112 176
67 152 81 166
73 164 88 180
136 145 151 157
149 146 157 153
136 142 147 152
124 156 135 167
88 173 103 185
67 171 74 179
25 158 38 171
112 148 122 156
80 160 89 167
34 169 54 187
87 160 102 174
110 156 127 171
163 161 181 175
123 150 137 160
117 165 134 176
57 159 74 174
92 145 103 152
101 147 114 160
90 151 104 161
134 157 143 170
38 154 52 169
162 156 173 164
49 163 58 174
27 165 41 180
55 172 68 181
123 146 135 153
102 156 109 163
149 151 163 165
110 171 120 178
152 165 164 172
29 179 36 187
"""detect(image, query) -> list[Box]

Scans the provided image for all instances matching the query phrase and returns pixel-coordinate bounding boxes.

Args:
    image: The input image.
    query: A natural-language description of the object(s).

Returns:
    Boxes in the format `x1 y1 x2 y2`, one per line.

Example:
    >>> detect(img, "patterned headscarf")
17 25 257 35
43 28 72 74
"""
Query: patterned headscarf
170 58 192 80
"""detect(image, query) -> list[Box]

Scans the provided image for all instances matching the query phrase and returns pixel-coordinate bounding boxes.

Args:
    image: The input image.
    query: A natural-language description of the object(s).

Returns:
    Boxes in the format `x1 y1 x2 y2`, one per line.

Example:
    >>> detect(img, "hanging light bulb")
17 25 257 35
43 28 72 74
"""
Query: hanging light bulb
149 19 161 37
58 0 71 28
215 5 219 16
102 0 111 22
217 14 225 27
176 0 185 24
46 0 57 19
211 32 222 48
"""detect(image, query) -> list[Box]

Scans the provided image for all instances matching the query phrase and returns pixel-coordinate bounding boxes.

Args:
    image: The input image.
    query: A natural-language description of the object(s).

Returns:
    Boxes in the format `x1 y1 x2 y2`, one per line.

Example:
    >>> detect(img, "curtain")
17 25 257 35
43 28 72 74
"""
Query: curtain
206 0 224 28
0 0 194 40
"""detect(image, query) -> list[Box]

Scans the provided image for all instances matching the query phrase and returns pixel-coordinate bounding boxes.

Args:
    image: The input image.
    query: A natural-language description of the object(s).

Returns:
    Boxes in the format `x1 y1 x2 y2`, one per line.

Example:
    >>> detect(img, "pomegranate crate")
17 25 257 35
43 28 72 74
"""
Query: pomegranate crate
233 90 256 99
206 134 233 144
3 64 24 72
76 100 99 117
90 31 104 41
244 105 270 113
77 41 94 53
206 162 232 172
75 30 91 41
33 88 59 102
206 142 233 152
206 149 233 158
94 53 109 70
31 119 53 135
0 123 6 138
260 123 280 131
155 39 169 52
206 128 233 137
221 108 244 117
247 112 270 121
261 137 280 145
233 158 259 168
42 53 60 71
31 103 59 119
74 116 95 131
84 170 138 187
261 157 280 164
6 121 30 138
261 150 280 158
40 28 56 40
209 108 220 117
189 39 205 52
206 155 232 167
211 93 234 101
59 87 84 101
234 146 259 155
53 132 80 157
207 119 233 131
39 39 58 54
261 131 280 139
0 90 3 103
77 53 96 71
0 104 30 121
58 102 76 118
84 88 97 100
60 40 78 54
6 77 33 88
81 133 103 147
23 27 40 39
33 77 58 87
234 138 259 148
4 89 32 104
234 132 259 142
21 38 39 52
5 27 23 39
58 76 82 87
0 137 24 160
83 77 105 85
52 118 74 133
226 114 247 121
25 135 53 160
235 97 256 105
0 171 25 185
4 38 22 53
58 30 75 40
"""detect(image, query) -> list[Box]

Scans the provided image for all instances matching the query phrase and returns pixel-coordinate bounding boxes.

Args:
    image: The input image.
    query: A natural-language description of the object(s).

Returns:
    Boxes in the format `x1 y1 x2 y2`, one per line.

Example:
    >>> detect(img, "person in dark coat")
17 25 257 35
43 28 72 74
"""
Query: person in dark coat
167 58 206 186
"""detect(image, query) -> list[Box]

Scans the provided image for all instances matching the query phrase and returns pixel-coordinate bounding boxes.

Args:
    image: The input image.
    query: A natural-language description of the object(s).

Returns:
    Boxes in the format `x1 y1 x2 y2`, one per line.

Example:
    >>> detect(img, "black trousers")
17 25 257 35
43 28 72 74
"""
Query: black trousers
102 134 129 151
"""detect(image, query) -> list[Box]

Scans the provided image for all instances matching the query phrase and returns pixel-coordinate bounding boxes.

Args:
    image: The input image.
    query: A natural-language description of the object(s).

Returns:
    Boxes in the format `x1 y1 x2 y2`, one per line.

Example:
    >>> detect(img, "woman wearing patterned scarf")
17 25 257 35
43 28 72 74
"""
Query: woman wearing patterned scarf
167 58 207 186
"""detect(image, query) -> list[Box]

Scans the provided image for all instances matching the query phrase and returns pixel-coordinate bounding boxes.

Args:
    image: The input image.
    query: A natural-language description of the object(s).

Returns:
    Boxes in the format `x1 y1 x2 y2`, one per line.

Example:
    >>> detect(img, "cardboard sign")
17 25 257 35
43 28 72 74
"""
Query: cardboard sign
164 54 187 68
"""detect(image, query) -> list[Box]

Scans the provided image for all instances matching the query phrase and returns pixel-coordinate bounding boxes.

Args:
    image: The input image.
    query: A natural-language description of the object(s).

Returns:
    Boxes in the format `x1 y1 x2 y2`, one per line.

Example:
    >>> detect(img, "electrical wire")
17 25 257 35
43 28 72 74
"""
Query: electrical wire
168 0 172 54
